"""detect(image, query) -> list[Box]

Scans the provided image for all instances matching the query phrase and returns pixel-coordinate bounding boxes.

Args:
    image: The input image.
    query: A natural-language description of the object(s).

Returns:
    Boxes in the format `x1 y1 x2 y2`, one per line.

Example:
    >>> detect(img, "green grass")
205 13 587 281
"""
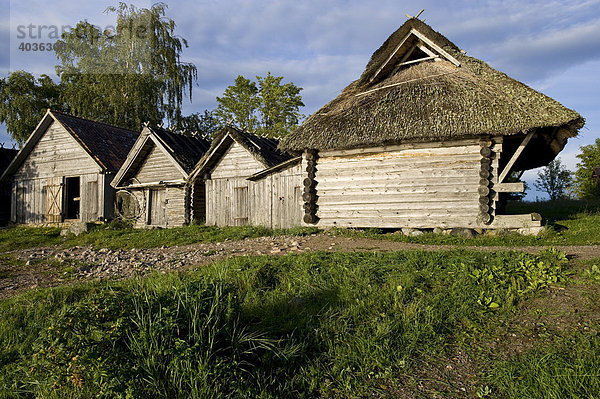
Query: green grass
0 224 320 251
1 200 599 251
486 331 600 398
0 249 576 398
331 200 600 247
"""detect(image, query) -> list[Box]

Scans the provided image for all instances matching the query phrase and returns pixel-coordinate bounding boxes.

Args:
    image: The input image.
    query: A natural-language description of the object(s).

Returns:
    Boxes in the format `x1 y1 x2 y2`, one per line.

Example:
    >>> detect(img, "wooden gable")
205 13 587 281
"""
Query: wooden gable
14 120 100 180
134 143 184 184
210 141 264 179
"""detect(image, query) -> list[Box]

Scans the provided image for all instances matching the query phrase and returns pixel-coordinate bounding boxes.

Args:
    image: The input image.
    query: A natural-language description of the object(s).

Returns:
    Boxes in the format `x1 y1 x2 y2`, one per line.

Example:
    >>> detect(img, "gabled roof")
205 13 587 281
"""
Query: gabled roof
280 18 584 154
112 126 210 187
1 110 139 181
189 126 293 181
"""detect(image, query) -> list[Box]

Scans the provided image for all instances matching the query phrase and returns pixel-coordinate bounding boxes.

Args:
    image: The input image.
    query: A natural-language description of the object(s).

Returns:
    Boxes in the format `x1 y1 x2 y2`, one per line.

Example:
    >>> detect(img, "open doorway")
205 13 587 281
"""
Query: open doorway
65 177 80 220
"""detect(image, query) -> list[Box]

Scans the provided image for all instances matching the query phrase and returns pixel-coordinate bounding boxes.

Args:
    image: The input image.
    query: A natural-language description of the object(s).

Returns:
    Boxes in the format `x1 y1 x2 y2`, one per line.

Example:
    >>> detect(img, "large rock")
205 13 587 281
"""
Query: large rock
69 222 91 236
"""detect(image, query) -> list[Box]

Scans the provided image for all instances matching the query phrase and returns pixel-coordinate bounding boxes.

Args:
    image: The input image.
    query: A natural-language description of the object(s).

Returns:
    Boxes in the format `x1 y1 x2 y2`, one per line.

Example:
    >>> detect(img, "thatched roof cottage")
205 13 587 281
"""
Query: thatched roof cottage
279 18 584 232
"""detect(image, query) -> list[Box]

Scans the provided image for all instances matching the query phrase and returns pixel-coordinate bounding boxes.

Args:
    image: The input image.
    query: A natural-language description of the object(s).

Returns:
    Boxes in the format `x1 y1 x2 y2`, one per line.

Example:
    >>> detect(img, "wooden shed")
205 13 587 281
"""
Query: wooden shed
111 125 209 228
0 148 18 225
0 110 139 225
188 126 302 228
279 18 585 231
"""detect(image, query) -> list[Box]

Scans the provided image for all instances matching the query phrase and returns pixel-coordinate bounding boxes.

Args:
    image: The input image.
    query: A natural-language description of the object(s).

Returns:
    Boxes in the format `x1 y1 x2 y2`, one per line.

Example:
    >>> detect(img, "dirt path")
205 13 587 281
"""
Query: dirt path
2 234 600 298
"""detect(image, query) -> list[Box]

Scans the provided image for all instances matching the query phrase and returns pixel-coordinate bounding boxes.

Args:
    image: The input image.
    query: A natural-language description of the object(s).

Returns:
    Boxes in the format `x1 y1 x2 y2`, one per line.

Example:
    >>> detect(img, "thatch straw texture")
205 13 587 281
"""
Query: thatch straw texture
280 19 584 152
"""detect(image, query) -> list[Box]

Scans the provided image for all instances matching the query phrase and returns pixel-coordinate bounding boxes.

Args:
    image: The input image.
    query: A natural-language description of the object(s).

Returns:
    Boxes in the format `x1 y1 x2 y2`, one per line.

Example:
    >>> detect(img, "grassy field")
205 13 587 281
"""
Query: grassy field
0 223 319 252
2 248 598 398
1 200 599 251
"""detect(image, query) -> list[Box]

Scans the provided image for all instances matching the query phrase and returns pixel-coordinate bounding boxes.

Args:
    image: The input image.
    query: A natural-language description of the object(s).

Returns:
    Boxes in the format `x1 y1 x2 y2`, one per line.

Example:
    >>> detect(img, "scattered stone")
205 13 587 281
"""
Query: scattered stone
432 227 444 234
449 228 475 238
401 228 416 236
69 222 91 236
410 230 424 237
518 226 547 236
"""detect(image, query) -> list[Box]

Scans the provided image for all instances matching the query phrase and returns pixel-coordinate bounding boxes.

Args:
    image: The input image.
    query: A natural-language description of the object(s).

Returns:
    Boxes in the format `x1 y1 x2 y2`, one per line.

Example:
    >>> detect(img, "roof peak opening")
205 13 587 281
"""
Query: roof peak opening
369 27 460 84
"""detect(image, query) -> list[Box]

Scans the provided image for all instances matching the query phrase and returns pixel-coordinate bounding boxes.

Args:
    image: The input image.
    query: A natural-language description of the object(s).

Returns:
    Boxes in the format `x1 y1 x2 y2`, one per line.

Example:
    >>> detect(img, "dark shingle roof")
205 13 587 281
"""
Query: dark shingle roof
217 126 292 168
51 111 140 172
149 126 210 173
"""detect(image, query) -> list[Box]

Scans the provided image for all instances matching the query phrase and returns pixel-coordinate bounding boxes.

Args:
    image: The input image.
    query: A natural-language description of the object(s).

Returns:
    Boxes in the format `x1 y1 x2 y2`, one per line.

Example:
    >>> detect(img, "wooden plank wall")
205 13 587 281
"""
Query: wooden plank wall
135 144 182 183
205 142 264 227
166 186 186 226
313 140 489 229
250 162 303 229
249 176 272 227
12 121 104 224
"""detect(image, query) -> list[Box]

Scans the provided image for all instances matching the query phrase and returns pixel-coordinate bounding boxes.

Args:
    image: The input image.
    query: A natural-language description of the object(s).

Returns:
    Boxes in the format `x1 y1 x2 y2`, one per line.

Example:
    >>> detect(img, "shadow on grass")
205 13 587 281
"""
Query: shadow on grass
506 199 600 223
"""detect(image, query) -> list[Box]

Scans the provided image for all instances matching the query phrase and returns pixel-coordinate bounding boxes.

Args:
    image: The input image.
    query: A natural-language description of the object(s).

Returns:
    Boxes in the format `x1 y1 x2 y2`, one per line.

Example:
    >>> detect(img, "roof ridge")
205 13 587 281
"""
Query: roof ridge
50 110 139 134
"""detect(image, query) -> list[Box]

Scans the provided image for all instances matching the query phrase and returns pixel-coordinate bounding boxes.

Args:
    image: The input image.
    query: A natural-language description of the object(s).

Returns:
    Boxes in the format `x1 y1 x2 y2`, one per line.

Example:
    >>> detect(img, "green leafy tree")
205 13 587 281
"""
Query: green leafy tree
215 73 304 138
574 138 600 199
0 71 63 146
534 159 573 201
214 75 259 132
55 2 196 130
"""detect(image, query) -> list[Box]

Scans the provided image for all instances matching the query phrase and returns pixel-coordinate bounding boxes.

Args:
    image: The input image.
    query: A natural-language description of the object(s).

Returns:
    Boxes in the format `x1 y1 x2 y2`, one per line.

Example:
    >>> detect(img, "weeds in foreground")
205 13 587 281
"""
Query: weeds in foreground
0 249 578 398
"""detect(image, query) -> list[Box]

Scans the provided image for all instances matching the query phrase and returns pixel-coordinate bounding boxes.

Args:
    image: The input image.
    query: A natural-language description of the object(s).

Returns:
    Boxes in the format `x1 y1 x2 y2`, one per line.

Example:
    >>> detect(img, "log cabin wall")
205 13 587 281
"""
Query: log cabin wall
205 142 264 227
11 121 105 224
310 138 503 229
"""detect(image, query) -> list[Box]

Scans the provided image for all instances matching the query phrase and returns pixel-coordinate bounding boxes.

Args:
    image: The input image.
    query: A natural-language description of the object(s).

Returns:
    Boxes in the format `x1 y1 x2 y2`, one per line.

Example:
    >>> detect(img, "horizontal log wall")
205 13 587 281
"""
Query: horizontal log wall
166 186 186 227
210 142 264 179
314 140 492 229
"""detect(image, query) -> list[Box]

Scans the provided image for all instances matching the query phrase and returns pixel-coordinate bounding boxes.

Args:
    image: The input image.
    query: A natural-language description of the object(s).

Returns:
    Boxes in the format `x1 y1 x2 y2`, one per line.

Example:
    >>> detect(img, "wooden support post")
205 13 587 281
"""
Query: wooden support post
498 131 534 184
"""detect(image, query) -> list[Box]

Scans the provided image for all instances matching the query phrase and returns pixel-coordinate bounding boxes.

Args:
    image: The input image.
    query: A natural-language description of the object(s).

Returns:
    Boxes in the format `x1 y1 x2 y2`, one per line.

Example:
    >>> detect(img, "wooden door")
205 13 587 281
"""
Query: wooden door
46 177 63 223
148 188 166 226
233 186 248 226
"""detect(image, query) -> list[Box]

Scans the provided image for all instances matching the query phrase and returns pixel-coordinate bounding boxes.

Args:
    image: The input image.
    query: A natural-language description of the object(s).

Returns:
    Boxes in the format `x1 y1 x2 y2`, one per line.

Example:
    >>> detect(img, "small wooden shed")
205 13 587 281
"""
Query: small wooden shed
0 110 139 224
188 126 302 228
0 148 18 225
111 126 210 228
279 18 585 231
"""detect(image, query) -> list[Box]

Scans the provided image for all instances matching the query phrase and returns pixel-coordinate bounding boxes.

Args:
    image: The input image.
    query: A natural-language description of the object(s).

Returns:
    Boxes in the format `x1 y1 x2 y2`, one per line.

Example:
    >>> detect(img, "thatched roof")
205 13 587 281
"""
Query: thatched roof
280 18 584 153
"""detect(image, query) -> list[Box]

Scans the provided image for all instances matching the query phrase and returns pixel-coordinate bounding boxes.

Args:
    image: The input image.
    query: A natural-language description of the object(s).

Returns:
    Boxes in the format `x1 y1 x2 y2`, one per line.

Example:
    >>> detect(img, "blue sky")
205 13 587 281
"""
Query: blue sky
1 0 600 199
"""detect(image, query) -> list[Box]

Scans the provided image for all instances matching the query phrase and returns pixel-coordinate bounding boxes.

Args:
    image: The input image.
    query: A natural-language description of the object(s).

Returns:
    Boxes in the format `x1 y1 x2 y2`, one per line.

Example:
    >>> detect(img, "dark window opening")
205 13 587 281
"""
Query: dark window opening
65 177 80 220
